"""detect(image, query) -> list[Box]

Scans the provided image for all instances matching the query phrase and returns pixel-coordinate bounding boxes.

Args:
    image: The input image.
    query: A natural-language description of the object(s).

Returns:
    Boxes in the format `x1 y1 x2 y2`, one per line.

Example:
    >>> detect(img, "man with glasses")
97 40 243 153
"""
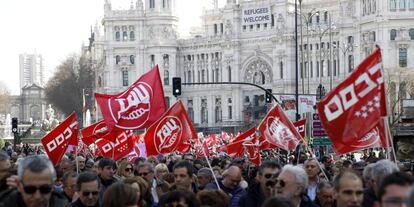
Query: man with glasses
72 172 100 207
376 172 413 207
61 172 78 203
0 155 69 207
137 162 159 203
239 161 281 207
275 164 318 207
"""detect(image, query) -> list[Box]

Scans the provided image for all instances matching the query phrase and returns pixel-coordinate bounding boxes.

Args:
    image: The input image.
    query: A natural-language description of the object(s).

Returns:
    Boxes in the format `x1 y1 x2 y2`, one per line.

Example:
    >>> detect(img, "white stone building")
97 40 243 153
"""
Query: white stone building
91 0 414 133
19 53 45 93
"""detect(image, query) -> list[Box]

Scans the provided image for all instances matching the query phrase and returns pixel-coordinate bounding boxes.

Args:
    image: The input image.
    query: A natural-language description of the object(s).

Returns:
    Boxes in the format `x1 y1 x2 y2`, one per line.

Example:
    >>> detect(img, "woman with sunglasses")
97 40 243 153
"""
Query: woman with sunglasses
118 160 134 180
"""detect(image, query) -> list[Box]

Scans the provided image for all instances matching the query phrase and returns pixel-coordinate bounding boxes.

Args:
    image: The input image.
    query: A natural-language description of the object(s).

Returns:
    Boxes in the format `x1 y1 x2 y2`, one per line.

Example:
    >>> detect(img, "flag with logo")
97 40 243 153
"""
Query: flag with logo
127 133 147 163
80 120 109 145
144 100 197 156
95 130 135 161
95 65 167 131
317 47 388 154
41 112 78 165
258 135 277 151
258 105 302 151
225 127 256 157
293 119 306 143
243 136 261 166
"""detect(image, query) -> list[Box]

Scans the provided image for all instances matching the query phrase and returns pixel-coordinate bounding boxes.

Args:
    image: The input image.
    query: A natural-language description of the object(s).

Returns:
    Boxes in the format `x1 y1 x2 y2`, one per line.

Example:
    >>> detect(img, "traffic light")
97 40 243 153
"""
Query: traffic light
172 77 181 96
11 117 18 134
265 89 272 103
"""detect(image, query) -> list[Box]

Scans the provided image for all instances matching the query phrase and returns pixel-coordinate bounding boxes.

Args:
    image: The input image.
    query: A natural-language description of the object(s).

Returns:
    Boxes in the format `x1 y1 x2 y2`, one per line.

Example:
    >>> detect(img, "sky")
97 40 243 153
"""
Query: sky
0 0 225 95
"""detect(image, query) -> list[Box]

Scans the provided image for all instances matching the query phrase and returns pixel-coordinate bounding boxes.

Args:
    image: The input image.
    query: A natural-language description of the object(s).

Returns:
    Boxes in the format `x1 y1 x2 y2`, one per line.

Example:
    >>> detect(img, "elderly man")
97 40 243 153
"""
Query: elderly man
375 172 413 207
76 156 86 172
197 167 213 190
275 164 318 207
0 155 69 207
206 165 246 207
314 181 334 207
61 172 78 203
239 161 281 207
72 172 100 207
137 162 159 203
304 158 321 201
333 171 364 207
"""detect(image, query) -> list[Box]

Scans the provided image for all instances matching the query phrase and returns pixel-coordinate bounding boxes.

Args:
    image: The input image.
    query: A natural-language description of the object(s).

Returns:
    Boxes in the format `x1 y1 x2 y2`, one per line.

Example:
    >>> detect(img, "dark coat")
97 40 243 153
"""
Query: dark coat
71 199 99 207
238 182 266 207
0 188 70 207
205 178 246 207
300 194 320 207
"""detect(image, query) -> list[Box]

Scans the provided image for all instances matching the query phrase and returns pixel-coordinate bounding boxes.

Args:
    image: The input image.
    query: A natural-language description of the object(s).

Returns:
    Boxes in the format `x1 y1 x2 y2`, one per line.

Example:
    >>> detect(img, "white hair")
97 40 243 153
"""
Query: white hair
18 155 56 181
371 159 399 190
362 163 375 182
281 164 308 189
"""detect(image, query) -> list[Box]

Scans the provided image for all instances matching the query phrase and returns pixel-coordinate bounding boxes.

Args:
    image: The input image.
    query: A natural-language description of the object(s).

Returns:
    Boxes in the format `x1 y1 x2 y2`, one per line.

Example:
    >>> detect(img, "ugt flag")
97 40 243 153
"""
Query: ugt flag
144 100 197 156
317 46 388 154
95 65 166 131
41 112 78 165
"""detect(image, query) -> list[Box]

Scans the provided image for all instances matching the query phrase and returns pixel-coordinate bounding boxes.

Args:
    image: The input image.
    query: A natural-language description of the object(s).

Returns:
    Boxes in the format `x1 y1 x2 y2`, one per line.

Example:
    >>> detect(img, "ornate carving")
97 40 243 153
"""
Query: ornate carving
276 14 286 35
224 20 233 39
244 58 272 85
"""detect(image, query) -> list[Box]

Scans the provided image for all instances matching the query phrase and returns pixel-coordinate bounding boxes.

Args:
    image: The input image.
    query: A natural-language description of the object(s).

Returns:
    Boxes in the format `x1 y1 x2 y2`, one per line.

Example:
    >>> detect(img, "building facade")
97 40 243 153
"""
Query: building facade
19 53 45 93
91 0 414 133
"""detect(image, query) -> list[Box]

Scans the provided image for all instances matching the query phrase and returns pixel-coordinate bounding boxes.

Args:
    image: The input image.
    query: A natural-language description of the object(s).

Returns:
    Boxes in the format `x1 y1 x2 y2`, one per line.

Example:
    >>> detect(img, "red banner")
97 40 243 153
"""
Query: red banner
144 100 197 156
41 112 78 165
293 119 306 142
317 47 387 154
80 120 108 145
95 130 135 161
258 105 302 151
95 65 166 131
225 127 256 157
244 136 261 166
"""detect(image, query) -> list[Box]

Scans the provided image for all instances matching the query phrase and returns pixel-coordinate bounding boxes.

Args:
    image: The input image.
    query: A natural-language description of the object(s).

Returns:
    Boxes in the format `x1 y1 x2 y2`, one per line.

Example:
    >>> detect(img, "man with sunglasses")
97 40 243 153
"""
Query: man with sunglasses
0 155 70 207
239 161 281 207
275 164 319 207
375 172 413 207
137 162 159 203
72 172 100 207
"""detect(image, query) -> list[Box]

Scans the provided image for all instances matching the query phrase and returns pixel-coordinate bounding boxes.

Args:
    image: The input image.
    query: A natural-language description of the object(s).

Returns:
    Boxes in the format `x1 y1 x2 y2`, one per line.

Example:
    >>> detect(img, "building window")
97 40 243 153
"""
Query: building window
162 0 167 8
409 28 414 40
188 71 192 83
228 66 231 82
400 0 406 9
390 29 397 40
215 68 219 82
220 23 224 34
214 24 218 34
123 31 128 41
316 14 320 24
116 55 121 65
149 0 155 9
310 61 313 77
130 31 135 41
202 70 205 83
228 105 232 120
280 61 283 79
201 99 208 124
271 14 275 26
187 100 194 122
130 55 135 64
316 61 320 77
164 70 169 85
410 0 414 9
333 59 337 76
150 54 155 66
372 31 376 41
122 70 129 86
115 31 120 41
390 0 397 10
165 97 170 108
399 48 407 67
324 11 328 23
348 55 354 72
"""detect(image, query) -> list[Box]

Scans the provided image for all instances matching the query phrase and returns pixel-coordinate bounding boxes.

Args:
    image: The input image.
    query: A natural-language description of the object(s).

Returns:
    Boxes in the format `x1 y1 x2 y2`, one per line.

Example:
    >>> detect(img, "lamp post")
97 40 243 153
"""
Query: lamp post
333 42 357 79
295 0 299 121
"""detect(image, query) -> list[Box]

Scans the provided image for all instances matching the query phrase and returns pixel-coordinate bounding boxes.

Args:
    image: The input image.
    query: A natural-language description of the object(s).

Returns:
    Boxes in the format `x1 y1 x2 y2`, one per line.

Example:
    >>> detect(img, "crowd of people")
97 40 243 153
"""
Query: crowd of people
0 142 414 207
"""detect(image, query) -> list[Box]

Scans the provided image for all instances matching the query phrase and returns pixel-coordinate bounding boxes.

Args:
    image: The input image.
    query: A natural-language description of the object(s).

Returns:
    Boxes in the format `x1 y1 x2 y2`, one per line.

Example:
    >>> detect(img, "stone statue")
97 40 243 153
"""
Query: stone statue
41 105 59 132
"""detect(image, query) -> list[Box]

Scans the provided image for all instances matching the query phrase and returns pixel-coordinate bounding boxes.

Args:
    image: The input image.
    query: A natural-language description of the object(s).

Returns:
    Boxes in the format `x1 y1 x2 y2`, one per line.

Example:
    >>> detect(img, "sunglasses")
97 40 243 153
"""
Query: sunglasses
138 172 149 177
264 173 276 179
125 168 133 172
82 191 99 197
22 184 53 194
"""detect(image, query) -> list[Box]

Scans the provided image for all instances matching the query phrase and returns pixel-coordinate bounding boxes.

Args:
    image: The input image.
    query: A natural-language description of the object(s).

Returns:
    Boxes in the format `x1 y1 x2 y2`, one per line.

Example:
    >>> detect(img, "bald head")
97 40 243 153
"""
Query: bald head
223 166 242 190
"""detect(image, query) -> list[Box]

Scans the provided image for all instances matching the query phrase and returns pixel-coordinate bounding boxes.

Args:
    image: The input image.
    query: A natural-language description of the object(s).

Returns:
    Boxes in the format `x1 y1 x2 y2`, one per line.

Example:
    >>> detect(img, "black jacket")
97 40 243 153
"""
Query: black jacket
300 194 320 207
238 182 266 207
0 188 70 207
71 199 99 207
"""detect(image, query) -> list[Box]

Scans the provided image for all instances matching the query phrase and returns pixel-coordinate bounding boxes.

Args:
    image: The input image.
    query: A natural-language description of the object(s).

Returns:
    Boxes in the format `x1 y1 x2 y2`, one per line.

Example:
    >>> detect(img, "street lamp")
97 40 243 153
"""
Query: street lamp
333 42 358 79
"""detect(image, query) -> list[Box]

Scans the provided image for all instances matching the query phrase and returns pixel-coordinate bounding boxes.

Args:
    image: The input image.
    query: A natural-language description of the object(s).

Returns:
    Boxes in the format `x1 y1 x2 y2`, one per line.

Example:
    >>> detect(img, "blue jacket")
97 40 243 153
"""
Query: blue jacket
205 178 246 207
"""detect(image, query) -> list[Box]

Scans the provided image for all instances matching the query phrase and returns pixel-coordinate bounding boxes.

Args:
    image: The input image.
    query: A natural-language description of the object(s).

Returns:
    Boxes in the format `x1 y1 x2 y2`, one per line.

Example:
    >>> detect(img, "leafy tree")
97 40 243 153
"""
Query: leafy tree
45 53 94 124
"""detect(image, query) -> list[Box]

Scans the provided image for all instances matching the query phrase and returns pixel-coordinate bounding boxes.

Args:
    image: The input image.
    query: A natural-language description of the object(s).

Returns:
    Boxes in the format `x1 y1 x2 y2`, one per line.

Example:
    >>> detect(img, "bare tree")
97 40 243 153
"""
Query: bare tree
0 81 11 115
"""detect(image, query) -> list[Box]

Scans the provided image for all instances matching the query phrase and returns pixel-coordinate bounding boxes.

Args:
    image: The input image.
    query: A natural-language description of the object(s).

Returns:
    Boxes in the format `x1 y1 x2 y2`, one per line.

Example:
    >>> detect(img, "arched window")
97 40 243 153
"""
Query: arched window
116 55 121 65
409 28 414 40
123 31 128 41
115 32 120 41
130 55 135 64
390 29 397 40
130 31 135 41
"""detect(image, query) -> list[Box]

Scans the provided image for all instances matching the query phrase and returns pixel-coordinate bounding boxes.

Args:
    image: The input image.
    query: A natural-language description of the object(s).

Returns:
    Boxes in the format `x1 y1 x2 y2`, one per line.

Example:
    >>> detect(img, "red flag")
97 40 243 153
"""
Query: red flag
144 100 197 156
95 130 135 161
41 112 78 165
258 135 277 151
293 119 306 142
206 134 219 146
225 127 256 157
243 136 261 166
128 133 147 163
95 65 166 131
81 120 109 145
317 47 387 154
258 105 302 151
195 140 211 160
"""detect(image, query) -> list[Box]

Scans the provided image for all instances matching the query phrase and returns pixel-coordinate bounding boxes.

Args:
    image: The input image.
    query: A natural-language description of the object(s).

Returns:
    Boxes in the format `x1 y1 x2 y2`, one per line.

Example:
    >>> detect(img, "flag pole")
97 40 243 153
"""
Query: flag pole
384 117 397 162
197 136 221 191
